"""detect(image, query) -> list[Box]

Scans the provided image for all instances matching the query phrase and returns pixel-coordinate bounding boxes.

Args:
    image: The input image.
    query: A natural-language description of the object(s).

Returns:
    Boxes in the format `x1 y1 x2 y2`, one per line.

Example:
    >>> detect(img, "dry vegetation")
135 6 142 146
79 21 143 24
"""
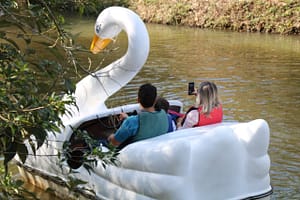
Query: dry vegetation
128 0 300 34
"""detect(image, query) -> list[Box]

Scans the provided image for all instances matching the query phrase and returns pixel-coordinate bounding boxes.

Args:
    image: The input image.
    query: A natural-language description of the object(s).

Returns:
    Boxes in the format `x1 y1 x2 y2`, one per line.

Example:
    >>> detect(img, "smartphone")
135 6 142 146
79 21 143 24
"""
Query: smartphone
188 82 195 95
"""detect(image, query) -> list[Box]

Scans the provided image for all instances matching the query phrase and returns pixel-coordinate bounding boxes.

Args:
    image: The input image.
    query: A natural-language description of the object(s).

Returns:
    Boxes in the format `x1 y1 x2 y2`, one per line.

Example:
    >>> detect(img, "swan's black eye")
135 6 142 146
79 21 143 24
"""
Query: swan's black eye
96 24 101 34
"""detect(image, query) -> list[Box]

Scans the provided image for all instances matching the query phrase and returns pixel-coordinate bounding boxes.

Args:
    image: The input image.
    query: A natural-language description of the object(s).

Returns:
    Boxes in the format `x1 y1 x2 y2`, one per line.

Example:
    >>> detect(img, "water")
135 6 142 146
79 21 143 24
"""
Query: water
4 18 300 199
144 25 300 199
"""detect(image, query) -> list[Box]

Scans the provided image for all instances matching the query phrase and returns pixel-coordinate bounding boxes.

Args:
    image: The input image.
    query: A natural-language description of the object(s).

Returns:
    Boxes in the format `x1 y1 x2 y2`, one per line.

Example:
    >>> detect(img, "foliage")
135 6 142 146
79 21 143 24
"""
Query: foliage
0 165 38 199
42 0 130 16
0 1 121 198
0 0 78 174
128 0 300 35
62 129 119 173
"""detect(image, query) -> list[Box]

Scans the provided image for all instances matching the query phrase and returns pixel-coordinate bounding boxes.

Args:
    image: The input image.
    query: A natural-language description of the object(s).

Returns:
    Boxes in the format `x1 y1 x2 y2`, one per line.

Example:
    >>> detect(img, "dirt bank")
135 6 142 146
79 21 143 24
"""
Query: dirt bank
128 0 300 35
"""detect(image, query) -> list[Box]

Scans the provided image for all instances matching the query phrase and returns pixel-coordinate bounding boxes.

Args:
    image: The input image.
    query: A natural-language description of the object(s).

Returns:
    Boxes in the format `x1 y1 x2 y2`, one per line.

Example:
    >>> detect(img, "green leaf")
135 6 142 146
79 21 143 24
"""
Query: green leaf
15 179 24 187
66 176 88 190
26 127 47 149
17 143 28 164
28 138 36 156
4 141 17 166
64 78 76 94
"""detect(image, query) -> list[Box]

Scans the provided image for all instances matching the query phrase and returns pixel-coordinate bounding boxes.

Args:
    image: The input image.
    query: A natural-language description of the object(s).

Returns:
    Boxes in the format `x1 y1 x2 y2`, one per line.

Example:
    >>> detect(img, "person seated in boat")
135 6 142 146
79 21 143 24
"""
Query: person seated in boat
108 83 169 149
154 97 177 132
177 81 223 129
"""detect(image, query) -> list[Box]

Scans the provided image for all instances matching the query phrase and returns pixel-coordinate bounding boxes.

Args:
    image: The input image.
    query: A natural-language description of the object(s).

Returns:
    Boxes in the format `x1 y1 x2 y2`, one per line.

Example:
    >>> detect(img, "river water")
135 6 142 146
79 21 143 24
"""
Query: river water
5 18 300 199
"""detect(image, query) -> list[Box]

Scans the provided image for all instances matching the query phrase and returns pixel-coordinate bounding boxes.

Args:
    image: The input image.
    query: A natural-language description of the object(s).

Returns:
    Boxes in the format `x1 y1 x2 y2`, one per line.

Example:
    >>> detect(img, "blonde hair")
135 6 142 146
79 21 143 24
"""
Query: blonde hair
211 82 220 107
195 81 220 116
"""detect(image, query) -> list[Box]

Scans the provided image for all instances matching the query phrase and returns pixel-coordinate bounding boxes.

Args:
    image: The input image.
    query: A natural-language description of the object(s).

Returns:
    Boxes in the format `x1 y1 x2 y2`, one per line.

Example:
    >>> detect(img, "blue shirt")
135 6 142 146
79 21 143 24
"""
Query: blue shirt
167 113 175 132
114 115 139 143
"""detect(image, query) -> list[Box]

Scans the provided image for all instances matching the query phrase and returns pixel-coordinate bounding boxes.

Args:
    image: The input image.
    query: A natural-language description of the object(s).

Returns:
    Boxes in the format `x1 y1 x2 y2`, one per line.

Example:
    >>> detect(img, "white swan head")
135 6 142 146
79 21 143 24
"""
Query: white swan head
90 9 122 54
71 7 150 121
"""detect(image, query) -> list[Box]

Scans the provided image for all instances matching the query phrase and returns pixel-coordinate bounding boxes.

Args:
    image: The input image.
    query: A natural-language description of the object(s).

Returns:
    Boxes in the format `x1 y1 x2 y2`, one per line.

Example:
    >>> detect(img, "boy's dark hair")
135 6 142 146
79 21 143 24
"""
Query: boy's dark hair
138 83 157 108
155 97 169 112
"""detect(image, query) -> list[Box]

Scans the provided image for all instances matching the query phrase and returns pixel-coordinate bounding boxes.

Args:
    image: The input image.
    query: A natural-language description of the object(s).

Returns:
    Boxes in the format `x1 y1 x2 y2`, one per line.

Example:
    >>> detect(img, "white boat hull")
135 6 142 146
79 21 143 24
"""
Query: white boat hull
16 102 272 200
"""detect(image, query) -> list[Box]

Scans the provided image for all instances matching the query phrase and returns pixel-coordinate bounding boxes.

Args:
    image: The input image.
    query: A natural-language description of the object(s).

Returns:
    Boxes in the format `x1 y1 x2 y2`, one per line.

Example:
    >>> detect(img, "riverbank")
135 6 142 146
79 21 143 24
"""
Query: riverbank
127 0 300 35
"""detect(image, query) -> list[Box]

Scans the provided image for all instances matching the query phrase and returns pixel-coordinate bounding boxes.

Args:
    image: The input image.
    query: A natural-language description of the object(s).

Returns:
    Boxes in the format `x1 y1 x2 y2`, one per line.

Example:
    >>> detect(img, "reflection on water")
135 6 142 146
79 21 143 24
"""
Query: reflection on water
4 18 300 199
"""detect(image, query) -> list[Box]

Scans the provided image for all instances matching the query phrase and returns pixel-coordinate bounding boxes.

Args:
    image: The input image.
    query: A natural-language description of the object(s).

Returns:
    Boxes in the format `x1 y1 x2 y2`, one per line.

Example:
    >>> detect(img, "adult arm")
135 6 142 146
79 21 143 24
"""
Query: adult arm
108 134 121 146
178 110 198 129
108 116 139 147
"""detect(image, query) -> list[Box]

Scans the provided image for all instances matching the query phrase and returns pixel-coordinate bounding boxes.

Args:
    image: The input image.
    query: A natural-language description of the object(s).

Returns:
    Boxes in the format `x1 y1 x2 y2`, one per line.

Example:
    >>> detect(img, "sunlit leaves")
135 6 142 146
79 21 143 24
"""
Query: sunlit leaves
0 0 77 170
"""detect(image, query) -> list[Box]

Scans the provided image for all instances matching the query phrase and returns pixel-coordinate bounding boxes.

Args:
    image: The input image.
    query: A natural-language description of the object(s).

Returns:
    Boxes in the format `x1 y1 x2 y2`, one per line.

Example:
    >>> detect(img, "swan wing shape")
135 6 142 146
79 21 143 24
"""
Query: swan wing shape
69 7 149 121
63 119 271 200
18 119 272 199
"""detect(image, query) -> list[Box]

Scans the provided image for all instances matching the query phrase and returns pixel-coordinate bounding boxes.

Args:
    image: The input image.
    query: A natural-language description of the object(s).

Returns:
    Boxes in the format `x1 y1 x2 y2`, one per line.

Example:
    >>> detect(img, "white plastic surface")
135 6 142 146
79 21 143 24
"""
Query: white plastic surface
17 7 272 200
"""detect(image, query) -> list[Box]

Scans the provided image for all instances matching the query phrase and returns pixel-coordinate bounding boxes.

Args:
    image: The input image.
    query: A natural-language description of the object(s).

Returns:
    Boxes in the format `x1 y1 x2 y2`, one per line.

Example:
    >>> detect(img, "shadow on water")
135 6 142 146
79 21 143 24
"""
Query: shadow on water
2 17 300 199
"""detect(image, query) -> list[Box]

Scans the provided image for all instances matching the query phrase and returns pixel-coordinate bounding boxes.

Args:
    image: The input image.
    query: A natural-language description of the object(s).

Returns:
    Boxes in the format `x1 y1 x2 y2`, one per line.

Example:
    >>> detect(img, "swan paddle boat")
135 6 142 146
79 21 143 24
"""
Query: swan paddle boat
16 6 273 200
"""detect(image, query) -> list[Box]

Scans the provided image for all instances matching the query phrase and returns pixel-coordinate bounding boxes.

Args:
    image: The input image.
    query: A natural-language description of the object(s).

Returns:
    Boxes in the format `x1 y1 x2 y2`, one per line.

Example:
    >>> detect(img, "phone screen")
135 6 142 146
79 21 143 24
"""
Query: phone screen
188 82 195 95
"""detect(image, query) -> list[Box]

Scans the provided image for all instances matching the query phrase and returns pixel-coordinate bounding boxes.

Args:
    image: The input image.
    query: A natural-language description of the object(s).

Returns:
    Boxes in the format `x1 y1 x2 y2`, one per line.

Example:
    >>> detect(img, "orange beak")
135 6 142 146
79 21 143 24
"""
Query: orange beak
90 34 113 54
